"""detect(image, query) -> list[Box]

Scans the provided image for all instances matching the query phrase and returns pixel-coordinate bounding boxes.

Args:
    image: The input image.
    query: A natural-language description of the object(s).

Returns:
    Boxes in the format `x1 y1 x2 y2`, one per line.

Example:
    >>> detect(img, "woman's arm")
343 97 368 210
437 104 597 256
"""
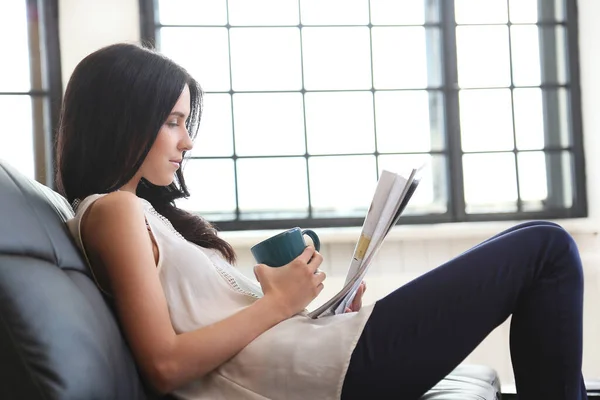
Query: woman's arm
82 191 325 394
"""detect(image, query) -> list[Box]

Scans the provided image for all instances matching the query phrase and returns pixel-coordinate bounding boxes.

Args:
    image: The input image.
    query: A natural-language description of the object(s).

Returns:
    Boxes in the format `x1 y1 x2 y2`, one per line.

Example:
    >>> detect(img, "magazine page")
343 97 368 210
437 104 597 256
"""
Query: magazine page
336 168 424 313
306 171 403 318
308 168 419 318
342 170 399 286
334 169 419 313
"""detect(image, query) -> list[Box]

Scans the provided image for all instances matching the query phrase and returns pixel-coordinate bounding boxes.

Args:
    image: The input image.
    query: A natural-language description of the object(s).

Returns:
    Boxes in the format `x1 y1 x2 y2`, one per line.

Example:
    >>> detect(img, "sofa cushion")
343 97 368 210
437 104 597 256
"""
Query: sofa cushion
422 364 500 399
0 161 147 400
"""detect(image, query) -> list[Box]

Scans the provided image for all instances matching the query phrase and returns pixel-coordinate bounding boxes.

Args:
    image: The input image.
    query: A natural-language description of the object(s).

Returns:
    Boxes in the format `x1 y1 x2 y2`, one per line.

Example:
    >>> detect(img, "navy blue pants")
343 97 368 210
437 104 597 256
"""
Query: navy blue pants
342 221 587 399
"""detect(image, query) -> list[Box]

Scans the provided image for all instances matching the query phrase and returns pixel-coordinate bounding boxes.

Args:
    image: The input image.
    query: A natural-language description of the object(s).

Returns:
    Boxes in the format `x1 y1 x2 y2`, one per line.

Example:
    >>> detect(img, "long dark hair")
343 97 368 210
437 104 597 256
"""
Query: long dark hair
56 43 236 263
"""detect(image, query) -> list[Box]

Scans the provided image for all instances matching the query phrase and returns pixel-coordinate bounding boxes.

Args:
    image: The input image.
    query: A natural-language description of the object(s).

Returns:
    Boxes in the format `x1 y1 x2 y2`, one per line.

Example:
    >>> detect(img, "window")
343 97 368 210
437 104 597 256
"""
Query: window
139 0 586 230
0 0 62 186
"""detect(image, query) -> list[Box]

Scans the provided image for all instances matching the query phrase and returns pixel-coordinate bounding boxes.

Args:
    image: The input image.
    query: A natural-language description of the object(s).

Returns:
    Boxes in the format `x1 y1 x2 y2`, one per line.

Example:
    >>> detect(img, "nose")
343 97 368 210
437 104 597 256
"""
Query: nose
180 130 194 152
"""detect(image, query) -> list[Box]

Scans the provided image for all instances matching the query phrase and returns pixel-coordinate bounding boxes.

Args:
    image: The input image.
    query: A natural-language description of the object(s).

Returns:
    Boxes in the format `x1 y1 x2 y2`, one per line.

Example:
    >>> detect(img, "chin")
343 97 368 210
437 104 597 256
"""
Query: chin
146 175 175 187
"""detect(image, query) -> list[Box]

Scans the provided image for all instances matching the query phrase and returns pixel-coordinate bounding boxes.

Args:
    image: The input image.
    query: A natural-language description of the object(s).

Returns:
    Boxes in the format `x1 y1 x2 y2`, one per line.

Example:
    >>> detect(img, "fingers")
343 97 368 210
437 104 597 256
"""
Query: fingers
308 251 323 273
347 281 366 312
296 246 323 274
316 282 325 296
357 281 366 296
313 268 326 286
253 263 266 282
297 245 316 264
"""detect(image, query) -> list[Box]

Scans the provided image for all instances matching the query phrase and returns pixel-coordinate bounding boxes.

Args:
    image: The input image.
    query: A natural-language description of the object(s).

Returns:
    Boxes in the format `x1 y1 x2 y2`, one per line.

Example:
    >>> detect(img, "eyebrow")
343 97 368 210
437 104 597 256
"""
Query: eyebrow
169 111 187 118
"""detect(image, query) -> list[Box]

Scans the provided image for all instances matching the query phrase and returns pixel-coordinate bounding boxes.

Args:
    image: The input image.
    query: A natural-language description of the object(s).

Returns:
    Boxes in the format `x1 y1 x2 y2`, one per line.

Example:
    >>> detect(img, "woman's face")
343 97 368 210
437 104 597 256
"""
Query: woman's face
139 85 194 186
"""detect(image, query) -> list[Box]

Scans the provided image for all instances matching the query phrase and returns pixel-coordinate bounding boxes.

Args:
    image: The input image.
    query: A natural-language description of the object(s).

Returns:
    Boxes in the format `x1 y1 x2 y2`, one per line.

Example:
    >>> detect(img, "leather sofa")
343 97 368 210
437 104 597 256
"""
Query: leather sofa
0 159 501 399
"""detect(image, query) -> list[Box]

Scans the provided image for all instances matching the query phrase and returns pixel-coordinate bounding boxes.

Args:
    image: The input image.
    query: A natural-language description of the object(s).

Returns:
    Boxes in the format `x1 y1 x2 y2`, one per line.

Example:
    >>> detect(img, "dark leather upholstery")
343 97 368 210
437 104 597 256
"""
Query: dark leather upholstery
0 160 501 399
0 161 146 400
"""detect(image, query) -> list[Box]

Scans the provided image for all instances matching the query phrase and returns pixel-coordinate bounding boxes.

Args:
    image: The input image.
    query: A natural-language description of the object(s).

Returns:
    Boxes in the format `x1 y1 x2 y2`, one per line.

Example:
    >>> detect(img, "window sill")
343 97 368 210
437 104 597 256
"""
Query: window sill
219 218 599 247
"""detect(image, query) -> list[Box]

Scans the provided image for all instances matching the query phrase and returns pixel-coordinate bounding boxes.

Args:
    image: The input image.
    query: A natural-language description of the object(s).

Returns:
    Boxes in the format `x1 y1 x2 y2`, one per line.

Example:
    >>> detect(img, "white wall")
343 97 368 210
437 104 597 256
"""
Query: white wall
59 0 140 86
578 0 600 223
59 0 600 388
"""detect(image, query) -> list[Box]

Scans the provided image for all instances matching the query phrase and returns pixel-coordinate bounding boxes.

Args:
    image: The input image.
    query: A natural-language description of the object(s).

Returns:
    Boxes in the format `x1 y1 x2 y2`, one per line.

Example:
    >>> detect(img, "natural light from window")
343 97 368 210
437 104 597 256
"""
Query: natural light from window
0 0 34 179
132 0 578 225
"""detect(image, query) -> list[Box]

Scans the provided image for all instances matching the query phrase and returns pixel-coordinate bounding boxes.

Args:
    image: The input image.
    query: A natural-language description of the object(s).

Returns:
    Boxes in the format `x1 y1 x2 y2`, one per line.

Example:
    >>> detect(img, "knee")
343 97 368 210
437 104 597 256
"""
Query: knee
532 224 576 249
520 224 579 258
545 224 577 247
516 220 565 231
536 225 584 279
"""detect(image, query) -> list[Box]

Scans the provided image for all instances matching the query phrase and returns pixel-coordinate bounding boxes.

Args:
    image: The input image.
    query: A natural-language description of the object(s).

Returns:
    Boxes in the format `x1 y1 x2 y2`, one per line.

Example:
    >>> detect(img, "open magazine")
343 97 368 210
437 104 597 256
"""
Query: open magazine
308 166 424 319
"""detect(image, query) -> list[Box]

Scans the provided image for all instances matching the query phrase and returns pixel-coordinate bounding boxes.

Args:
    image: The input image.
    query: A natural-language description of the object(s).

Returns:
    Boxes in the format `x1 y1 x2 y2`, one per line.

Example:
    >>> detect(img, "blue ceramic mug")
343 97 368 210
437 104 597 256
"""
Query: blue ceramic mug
251 227 321 267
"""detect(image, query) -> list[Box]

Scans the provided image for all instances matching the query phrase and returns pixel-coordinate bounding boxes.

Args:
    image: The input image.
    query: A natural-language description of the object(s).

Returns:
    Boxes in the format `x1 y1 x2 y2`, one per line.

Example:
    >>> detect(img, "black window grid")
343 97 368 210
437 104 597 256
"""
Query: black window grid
0 0 62 187
139 0 587 231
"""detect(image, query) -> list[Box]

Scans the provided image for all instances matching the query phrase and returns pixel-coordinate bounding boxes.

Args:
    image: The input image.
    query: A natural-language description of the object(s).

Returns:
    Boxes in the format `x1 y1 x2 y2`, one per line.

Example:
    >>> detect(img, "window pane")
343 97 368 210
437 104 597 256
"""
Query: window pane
463 152 518 213
455 0 508 24
0 0 31 91
0 96 34 178
509 0 565 23
176 159 237 219
459 89 514 152
508 0 537 23
160 28 230 91
456 26 511 88
305 91 374 155
510 25 541 86
511 26 568 86
300 0 369 25
375 90 444 153
302 27 372 90
233 93 305 156
372 27 441 89
230 28 301 91
158 0 227 25
193 94 233 157
514 88 571 151
370 0 439 25
378 154 448 215
309 155 377 217
228 0 299 26
237 157 309 217
518 151 573 210
513 88 543 150
517 151 547 203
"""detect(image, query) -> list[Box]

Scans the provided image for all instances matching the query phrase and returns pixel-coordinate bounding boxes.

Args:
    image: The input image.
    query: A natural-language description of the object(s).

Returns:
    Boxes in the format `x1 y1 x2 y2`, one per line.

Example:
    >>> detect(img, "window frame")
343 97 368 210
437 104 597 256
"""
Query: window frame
0 0 62 187
138 0 587 231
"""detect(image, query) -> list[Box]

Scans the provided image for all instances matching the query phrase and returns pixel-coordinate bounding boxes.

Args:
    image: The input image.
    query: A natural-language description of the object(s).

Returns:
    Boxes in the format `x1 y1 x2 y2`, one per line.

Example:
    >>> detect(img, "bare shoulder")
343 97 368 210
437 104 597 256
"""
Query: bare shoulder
84 191 145 233
87 191 144 222
81 191 152 268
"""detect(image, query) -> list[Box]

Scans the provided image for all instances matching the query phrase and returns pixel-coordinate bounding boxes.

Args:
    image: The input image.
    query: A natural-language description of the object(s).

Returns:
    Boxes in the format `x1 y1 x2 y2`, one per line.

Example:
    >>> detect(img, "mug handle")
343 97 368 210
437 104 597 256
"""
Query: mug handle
301 229 321 252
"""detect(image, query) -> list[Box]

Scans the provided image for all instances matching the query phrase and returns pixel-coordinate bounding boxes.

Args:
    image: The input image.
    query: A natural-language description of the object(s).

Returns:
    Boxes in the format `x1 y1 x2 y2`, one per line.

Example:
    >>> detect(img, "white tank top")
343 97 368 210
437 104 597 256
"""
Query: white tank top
67 194 374 399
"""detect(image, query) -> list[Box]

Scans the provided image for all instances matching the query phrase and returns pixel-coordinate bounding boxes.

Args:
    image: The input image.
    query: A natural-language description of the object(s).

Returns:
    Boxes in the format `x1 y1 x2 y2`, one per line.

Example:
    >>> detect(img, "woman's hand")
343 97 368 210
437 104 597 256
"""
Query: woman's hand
254 246 326 320
344 281 367 313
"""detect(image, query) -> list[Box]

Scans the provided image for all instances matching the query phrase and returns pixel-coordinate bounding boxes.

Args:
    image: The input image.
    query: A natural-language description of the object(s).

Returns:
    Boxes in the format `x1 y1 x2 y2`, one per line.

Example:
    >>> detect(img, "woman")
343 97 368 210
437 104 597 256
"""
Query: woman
57 43 587 399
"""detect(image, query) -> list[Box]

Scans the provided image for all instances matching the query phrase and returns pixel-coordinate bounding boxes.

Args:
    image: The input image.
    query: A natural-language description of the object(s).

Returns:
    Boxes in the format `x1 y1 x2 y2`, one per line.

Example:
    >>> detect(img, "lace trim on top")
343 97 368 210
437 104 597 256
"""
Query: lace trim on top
213 263 261 299
146 206 261 299
146 207 185 241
